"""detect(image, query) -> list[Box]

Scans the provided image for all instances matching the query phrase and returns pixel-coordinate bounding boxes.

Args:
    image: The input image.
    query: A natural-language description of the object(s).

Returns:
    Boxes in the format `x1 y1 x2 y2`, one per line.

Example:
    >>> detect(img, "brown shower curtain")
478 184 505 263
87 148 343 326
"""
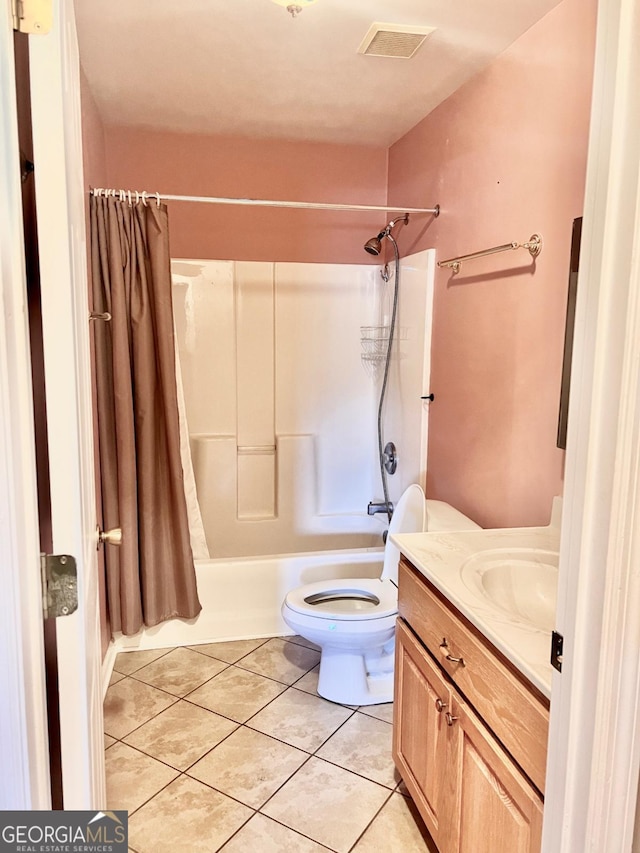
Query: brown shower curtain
90 194 201 635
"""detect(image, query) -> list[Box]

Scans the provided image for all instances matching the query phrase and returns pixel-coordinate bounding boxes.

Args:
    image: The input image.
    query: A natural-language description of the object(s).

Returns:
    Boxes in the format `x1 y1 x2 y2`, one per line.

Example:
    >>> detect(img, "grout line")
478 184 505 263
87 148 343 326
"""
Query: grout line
180 723 244 774
104 691 180 741
187 636 271 661
307 753 395 794
251 812 339 852
212 806 257 853
124 772 182 819
111 646 175 676
255 751 315 812
127 659 233 699
345 787 396 852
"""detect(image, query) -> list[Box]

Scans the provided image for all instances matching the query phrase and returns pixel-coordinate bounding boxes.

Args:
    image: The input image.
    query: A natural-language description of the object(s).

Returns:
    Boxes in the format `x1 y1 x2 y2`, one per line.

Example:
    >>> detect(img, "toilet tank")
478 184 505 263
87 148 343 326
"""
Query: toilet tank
426 499 481 533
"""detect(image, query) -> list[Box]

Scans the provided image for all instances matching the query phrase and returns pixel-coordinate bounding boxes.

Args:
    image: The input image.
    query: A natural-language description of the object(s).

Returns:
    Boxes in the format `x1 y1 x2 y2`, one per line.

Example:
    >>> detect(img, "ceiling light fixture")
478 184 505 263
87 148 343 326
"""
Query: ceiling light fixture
271 0 318 18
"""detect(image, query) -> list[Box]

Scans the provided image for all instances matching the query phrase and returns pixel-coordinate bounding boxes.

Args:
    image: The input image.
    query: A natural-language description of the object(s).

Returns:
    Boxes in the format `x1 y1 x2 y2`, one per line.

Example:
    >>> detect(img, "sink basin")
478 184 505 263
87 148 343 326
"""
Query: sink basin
460 548 559 631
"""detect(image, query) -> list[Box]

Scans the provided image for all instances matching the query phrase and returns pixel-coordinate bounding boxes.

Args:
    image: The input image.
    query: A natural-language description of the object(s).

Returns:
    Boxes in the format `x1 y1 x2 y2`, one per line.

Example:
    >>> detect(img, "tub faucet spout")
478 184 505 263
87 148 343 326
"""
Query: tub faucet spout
368 501 394 516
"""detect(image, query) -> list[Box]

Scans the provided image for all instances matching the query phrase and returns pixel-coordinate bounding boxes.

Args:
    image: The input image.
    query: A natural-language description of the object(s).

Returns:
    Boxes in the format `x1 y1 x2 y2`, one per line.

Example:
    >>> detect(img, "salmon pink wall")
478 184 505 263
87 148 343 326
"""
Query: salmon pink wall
80 68 111 659
388 0 597 528
104 128 388 264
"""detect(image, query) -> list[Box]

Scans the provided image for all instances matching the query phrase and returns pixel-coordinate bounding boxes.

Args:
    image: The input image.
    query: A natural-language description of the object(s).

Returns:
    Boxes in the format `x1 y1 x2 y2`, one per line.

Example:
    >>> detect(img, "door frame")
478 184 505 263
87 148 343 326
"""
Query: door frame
0 1 50 809
2 0 640 840
0 0 105 810
542 0 640 848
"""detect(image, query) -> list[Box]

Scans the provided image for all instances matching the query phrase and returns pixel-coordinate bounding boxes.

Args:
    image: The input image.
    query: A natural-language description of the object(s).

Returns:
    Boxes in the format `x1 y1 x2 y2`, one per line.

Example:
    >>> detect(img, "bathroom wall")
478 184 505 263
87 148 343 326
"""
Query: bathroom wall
172 252 434 558
80 67 111 658
387 0 597 528
104 127 388 265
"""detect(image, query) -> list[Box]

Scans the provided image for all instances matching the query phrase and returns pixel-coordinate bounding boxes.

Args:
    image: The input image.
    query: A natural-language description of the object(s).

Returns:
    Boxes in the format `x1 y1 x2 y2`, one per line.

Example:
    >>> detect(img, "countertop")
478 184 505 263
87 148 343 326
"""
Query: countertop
391 524 560 698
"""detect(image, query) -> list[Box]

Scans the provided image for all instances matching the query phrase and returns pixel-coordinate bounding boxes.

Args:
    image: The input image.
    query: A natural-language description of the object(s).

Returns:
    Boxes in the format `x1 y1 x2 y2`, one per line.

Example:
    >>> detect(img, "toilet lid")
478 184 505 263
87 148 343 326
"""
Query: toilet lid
284 577 397 621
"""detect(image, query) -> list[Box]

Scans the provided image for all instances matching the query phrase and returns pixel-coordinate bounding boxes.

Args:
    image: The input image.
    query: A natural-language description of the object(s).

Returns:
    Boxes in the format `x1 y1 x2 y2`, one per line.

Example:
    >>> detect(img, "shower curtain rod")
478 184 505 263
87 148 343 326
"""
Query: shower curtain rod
89 187 440 216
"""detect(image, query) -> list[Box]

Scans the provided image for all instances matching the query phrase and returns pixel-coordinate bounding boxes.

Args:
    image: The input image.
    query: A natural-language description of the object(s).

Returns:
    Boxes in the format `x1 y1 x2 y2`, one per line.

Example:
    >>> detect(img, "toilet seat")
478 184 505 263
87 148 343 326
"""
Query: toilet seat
284 577 397 622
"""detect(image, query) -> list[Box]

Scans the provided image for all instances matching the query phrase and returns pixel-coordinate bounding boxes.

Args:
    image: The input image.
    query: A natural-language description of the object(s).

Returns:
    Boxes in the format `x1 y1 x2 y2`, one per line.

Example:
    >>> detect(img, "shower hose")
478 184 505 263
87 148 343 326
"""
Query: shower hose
377 234 400 524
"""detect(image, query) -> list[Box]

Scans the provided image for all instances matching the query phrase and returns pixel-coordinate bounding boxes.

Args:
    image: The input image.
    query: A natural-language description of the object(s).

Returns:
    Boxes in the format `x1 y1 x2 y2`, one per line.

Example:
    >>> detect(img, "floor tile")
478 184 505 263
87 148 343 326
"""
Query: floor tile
249 688 353 752
236 638 320 685
132 647 228 697
113 648 172 675
219 813 329 853
317 712 398 788
105 742 178 813
123 700 238 770
358 703 394 725
188 638 269 663
262 757 389 853
188 726 308 808
128 775 252 853
103 678 177 739
187 665 286 723
109 670 125 686
104 734 117 750
351 791 436 852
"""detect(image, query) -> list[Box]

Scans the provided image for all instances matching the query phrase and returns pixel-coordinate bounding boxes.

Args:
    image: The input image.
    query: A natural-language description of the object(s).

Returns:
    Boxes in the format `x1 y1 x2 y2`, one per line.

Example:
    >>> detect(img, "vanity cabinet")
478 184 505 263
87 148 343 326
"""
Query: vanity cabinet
393 557 548 853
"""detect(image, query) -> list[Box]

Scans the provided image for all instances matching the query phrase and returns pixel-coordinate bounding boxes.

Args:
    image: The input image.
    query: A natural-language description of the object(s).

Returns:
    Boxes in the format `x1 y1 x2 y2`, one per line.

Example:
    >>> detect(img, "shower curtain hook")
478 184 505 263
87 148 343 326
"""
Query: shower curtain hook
135 191 140 205
127 190 132 206
155 192 161 208
141 191 148 206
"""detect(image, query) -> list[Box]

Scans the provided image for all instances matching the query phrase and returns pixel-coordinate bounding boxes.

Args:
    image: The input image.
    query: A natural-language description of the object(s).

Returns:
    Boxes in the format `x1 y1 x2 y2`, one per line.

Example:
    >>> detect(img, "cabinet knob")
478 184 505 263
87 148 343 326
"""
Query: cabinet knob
440 638 465 666
435 698 447 714
445 712 458 727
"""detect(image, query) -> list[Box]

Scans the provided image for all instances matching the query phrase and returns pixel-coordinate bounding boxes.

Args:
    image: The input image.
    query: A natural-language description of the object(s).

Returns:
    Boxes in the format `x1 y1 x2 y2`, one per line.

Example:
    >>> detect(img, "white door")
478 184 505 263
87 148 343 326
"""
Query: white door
28 0 106 808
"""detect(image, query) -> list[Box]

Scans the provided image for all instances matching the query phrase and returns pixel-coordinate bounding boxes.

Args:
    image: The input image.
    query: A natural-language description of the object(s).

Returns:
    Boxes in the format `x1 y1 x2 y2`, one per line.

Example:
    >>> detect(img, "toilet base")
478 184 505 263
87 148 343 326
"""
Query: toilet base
316 645 394 706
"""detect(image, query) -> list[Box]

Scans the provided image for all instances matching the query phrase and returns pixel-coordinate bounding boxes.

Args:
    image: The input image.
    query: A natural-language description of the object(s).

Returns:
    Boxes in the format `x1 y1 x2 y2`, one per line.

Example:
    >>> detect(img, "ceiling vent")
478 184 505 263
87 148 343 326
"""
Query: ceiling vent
357 22 436 59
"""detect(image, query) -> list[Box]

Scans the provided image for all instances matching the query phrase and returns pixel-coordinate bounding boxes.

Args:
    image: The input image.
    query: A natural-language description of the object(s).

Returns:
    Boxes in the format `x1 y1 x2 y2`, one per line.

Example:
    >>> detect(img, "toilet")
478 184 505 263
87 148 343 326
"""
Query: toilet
281 485 480 705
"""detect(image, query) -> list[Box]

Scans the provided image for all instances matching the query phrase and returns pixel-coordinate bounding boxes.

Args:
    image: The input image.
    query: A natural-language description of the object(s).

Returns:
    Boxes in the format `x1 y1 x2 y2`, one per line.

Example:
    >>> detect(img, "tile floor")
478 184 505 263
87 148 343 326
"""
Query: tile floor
104 636 436 853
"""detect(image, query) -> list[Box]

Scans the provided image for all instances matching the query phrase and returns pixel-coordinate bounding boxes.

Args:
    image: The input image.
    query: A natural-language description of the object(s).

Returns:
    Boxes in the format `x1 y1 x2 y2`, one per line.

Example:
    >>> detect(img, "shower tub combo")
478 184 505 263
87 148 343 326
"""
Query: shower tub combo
112 248 436 656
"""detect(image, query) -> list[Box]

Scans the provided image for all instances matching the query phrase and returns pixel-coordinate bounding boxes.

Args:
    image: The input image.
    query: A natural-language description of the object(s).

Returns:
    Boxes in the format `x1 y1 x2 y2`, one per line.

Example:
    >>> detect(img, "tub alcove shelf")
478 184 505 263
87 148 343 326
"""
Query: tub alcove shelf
438 233 543 275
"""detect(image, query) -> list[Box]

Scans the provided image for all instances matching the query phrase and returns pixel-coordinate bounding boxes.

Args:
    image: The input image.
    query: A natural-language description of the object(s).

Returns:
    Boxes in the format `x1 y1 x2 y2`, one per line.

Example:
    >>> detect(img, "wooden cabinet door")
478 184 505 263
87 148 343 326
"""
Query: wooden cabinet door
393 620 457 852
450 693 543 853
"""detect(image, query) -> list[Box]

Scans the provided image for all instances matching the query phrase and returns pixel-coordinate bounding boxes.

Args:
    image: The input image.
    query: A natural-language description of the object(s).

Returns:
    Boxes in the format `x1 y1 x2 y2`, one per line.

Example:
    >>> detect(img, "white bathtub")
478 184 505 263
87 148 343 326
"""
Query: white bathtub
112 545 385 654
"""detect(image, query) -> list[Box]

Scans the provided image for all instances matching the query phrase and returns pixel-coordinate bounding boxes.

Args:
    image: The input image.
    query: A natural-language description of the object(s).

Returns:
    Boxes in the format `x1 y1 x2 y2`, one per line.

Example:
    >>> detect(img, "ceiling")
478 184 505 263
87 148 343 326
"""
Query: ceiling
75 0 562 148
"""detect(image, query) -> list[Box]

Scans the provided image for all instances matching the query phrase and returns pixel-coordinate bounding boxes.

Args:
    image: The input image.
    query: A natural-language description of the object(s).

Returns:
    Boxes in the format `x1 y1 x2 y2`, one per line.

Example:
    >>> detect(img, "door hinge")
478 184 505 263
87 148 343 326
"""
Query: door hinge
12 0 52 34
41 554 78 619
551 630 564 672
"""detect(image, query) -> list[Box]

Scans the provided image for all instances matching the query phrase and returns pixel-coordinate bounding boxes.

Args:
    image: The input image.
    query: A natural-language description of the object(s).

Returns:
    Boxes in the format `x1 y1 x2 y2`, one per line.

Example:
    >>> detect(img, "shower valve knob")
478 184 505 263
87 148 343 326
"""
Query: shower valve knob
383 442 397 475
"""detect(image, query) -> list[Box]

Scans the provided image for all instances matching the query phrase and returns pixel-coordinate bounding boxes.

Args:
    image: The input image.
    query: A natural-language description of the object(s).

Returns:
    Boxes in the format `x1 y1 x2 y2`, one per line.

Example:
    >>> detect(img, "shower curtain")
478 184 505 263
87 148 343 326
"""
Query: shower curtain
90 194 201 635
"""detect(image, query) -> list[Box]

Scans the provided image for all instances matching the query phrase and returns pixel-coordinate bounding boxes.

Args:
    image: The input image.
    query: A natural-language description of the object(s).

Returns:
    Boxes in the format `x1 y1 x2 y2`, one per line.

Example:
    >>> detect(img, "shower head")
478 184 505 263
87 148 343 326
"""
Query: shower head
364 236 383 255
363 214 409 255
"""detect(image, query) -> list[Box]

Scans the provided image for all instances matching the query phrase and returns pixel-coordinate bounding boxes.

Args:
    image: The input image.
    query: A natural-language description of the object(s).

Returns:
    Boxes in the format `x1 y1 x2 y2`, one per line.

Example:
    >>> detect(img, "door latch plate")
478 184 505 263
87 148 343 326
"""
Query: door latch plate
41 554 78 618
551 630 564 672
